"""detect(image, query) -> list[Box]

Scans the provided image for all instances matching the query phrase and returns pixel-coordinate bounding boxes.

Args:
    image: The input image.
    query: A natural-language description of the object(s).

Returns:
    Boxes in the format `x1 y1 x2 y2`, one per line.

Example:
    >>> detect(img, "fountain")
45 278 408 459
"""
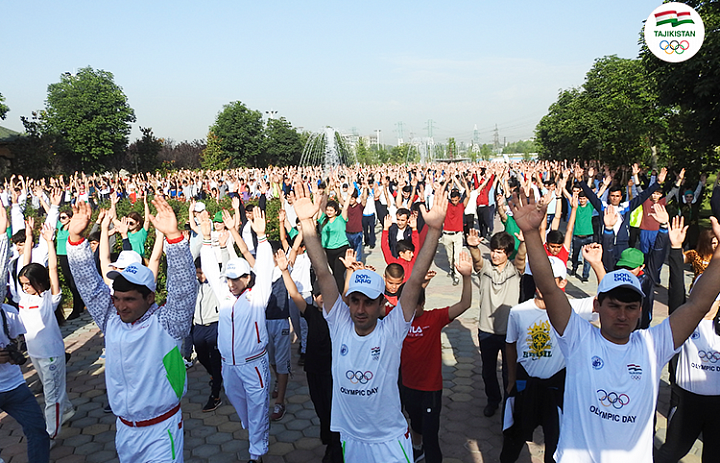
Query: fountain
299 127 355 170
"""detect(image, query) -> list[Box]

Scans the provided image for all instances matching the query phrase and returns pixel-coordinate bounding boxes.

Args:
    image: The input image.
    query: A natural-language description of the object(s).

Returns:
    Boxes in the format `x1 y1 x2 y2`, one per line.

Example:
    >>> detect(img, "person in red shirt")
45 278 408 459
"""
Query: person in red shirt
399 251 473 463
381 214 419 280
443 189 468 285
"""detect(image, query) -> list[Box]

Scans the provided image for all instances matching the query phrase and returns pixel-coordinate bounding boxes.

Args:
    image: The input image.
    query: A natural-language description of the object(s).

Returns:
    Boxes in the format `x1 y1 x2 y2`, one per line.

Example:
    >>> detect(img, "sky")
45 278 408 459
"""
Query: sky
1 0 663 147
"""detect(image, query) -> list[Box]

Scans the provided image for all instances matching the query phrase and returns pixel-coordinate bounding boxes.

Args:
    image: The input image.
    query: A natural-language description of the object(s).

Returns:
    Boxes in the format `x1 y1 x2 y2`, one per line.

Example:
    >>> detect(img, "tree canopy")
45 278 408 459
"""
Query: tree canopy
0 92 8 120
211 101 264 167
41 67 136 171
262 117 304 167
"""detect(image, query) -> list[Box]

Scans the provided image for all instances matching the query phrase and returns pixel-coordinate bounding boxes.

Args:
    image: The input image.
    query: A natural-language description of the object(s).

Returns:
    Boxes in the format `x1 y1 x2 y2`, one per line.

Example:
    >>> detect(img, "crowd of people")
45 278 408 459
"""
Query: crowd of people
0 159 718 463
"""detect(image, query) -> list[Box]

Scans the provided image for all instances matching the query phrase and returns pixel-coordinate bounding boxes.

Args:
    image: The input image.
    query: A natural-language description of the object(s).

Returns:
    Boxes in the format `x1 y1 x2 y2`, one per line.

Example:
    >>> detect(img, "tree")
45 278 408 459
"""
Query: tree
158 139 205 170
641 0 720 172
0 92 8 120
447 137 458 159
211 101 263 167
480 143 493 161
41 67 136 171
200 131 230 170
126 127 163 172
355 137 375 165
261 117 303 167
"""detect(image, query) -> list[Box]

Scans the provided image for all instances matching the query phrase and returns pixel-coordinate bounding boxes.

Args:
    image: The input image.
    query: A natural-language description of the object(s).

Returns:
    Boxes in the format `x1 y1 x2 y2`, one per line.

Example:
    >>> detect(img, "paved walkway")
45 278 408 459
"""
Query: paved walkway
0 221 705 462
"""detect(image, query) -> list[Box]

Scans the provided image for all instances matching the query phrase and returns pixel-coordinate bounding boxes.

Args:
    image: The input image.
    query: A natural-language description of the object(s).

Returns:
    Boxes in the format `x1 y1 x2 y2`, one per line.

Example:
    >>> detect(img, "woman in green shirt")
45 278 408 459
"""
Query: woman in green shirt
56 210 85 320
318 199 350 291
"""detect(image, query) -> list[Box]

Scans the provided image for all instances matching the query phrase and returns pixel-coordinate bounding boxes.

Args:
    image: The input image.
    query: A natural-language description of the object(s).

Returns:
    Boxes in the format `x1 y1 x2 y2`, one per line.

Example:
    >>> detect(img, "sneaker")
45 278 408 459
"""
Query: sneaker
247 458 263 463
203 396 222 412
66 310 82 320
183 358 194 369
103 403 113 414
413 446 425 462
483 403 498 417
270 403 286 421
61 407 76 426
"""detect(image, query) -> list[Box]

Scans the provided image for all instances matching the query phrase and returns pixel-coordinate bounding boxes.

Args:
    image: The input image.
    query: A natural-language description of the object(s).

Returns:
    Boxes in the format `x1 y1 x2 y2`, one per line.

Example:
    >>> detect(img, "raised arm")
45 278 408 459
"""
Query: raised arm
448 251 473 320
148 229 164 280
294 181 339 313
562 193 578 251
669 216 720 349
276 249 307 313
399 182 448 322
511 190 573 335
667 215 688 314
0 203 10 302
40 224 61 296
142 194 151 231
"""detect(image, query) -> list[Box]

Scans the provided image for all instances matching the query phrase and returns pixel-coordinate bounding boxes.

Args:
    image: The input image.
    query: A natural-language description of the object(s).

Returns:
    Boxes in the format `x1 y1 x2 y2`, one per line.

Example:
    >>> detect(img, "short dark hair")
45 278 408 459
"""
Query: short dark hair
546 230 564 245
597 287 642 305
384 263 405 279
396 208 411 220
11 230 26 245
450 190 461 199
397 239 415 254
490 231 515 255
609 186 623 195
112 275 153 298
88 231 101 243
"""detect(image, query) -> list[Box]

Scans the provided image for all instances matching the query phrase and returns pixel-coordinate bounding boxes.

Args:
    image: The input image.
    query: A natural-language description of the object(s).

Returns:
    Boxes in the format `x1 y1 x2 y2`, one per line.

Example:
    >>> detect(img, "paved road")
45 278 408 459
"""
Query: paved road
0 220 704 462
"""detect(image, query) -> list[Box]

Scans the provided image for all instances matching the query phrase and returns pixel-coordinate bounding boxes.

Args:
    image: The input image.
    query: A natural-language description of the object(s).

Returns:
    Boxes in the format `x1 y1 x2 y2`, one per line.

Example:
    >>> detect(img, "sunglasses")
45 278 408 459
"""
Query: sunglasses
59 215 69 220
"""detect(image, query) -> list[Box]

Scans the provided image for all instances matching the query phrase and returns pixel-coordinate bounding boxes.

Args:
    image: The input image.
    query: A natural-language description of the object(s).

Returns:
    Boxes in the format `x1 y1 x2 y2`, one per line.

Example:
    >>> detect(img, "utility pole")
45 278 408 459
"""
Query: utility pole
425 119 436 138
493 124 500 155
395 122 405 145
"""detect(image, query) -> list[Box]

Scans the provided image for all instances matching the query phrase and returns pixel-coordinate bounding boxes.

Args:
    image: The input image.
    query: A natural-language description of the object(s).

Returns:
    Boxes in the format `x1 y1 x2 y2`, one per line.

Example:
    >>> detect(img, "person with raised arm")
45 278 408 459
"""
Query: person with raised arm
293 179 448 462
511 189 720 463
66 197 197 463
199 207 273 463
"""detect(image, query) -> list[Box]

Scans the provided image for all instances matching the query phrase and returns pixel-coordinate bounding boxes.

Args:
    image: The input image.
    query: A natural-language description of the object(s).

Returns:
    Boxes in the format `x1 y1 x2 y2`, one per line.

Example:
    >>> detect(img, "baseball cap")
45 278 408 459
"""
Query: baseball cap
107 263 157 292
345 269 385 300
194 202 206 213
597 270 645 298
616 248 644 269
110 250 143 270
223 258 252 279
213 211 224 223
548 256 567 280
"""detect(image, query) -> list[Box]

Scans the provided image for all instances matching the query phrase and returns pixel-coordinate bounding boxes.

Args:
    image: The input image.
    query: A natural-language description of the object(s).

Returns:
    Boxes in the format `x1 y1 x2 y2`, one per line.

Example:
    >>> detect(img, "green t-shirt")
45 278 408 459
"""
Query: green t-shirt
504 216 521 260
129 228 148 257
574 204 594 236
318 214 349 249
56 223 69 256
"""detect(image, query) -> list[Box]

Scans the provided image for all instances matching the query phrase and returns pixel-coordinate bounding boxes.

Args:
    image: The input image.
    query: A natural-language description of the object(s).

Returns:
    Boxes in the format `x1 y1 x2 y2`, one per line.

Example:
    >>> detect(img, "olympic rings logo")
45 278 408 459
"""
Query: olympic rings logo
660 40 689 54
597 389 630 409
698 350 720 363
346 370 374 384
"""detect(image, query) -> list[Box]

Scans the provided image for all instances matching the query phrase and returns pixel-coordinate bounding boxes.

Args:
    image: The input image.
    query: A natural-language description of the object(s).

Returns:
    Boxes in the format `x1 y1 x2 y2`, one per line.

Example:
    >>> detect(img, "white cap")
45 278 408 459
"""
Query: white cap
345 269 385 300
223 258 252 279
548 256 567 280
107 263 157 292
597 270 645 298
194 202 206 212
110 250 143 270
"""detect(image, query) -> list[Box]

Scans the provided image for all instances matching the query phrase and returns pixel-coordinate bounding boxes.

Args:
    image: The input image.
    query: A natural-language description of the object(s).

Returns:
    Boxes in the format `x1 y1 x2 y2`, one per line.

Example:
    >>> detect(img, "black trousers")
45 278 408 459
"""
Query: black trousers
362 214 376 247
58 254 84 314
479 331 508 407
325 245 350 292
401 386 443 463
192 323 223 398
655 385 720 463
306 370 342 461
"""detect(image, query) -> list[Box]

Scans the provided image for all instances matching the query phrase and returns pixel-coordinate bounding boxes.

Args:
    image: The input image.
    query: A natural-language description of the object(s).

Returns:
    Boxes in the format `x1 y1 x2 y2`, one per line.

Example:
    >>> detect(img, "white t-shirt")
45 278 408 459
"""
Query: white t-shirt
18 290 64 358
676 319 720 396
324 296 412 442
289 253 312 298
465 190 479 215
506 297 594 379
0 304 27 392
554 312 677 463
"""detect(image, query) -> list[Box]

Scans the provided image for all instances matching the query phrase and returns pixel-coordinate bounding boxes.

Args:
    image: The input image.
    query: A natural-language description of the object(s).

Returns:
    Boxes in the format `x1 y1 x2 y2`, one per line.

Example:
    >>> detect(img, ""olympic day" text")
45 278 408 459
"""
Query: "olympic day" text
589 406 636 423
691 363 719 372
340 387 379 396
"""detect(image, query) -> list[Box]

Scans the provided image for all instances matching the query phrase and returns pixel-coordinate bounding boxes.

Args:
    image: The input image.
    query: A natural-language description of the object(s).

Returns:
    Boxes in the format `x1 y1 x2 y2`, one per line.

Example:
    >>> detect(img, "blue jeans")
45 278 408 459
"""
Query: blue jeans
571 235 594 279
346 231 363 262
0 384 50 462
639 229 659 254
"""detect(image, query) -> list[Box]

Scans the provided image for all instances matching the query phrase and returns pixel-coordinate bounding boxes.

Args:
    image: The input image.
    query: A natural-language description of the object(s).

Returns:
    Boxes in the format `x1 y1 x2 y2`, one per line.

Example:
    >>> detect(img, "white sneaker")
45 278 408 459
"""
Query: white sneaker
61 407 76 426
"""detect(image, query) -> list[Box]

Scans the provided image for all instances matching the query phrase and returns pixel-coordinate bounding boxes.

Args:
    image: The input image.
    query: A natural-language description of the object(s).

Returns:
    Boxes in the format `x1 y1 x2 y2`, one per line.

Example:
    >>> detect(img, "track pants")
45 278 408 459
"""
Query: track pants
32 356 73 438
223 354 271 458
115 408 184 462
341 431 413 463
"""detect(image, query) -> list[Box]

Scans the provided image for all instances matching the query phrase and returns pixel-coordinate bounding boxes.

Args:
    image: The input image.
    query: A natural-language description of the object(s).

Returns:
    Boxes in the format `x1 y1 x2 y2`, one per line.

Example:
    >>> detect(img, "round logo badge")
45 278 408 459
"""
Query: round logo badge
340 344 348 356
644 2 705 63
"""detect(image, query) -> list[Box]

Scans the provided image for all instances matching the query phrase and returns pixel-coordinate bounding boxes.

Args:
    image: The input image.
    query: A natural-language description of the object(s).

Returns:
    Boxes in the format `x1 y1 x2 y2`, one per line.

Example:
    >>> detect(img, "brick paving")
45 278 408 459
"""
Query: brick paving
0 219 705 462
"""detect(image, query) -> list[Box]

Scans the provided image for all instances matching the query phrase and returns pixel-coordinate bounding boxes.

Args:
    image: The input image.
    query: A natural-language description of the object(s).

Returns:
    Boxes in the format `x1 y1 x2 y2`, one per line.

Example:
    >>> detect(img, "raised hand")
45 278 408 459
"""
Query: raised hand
582 243 603 265
668 215 688 248
657 167 668 184
339 248 358 270
148 195 181 240
69 201 93 241
466 228 481 247
278 208 286 224
250 209 266 236
0 203 7 235
40 223 55 244
509 190 547 232
293 181 319 221
603 206 618 230
649 203 669 225
275 248 289 272
383 214 393 230
221 209 236 230
455 251 473 277
423 270 437 283
199 211 212 240
421 181 449 230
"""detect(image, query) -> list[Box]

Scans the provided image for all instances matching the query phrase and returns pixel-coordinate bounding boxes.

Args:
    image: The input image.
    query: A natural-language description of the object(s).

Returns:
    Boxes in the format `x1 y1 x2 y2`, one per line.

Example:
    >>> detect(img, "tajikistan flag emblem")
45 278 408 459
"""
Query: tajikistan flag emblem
655 10 695 27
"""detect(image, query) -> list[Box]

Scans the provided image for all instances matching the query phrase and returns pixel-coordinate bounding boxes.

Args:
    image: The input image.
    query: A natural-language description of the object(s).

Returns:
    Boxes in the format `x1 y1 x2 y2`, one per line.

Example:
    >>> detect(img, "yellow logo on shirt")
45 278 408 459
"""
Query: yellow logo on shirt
524 320 553 359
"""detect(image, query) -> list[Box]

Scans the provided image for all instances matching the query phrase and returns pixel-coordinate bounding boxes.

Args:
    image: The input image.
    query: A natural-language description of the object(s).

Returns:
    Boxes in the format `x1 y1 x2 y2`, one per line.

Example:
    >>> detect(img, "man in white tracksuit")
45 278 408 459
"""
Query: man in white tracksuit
67 198 197 463
200 209 273 463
